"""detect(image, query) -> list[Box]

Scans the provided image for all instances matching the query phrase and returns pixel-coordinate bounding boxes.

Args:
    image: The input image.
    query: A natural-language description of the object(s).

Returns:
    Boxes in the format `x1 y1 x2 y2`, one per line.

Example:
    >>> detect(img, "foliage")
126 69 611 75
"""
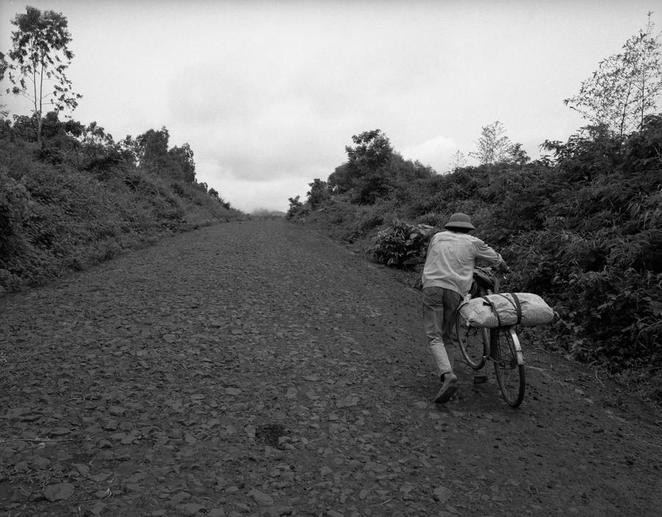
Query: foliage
306 178 330 209
4 6 82 142
207 187 232 209
345 129 393 170
168 143 196 183
136 127 169 170
0 170 30 261
541 124 624 181
469 121 529 165
564 14 662 135
369 220 435 268
449 150 468 171
289 117 662 376
132 127 197 182
328 129 397 203
0 52 7 118
286 195 309 220
0 51 6 81
0 113 243 294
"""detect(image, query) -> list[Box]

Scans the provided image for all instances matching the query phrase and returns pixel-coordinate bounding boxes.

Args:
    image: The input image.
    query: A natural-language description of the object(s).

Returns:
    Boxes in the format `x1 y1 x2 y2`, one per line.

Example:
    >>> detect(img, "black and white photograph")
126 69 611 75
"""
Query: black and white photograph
1 0 661 515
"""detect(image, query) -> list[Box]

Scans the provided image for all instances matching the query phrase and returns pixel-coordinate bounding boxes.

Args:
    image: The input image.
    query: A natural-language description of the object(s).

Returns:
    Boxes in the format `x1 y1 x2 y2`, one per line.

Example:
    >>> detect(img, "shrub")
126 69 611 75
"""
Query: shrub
290 119 662 377
0 124 244 293
306 178 330 209
0 169 30 259
286 195 310 220
369 219 435 268
343 206 385 242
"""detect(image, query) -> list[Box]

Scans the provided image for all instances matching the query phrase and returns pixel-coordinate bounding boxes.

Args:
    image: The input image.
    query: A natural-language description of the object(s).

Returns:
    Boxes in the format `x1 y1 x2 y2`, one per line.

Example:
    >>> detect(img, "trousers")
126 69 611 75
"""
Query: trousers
422 286 462 375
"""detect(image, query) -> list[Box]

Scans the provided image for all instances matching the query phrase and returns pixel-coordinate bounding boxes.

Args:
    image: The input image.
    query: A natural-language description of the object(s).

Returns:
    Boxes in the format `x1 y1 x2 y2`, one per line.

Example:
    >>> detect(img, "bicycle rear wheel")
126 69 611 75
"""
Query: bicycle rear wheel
456 314 488 370
493 327 525 407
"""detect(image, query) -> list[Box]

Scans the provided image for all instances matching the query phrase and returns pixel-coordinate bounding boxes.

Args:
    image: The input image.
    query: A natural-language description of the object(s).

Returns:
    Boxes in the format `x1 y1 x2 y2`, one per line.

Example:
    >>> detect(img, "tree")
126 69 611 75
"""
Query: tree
168 143 196 183
118 135 141 166
80 121 114 148
328 163 351 194
345 129 395 203
4 6 82 143
306 178 329 209
135 127 196 181
345 129 393 171
564 14 662 136
327 130 395 202
470 121 524 165
449 150 468 171
507 142 530 165
136 127 170 171
0 52 8 118
286 195 308 219
0 52 7 81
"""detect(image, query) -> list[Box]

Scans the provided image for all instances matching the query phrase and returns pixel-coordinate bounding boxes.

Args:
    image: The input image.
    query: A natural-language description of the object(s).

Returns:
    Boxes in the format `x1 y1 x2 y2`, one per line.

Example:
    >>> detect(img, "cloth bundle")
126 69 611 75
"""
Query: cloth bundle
458 293 555 328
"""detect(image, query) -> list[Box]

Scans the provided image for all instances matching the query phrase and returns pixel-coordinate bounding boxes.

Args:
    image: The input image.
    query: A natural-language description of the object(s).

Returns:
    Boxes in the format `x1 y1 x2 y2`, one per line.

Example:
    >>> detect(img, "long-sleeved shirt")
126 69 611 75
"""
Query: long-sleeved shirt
422 231 503 295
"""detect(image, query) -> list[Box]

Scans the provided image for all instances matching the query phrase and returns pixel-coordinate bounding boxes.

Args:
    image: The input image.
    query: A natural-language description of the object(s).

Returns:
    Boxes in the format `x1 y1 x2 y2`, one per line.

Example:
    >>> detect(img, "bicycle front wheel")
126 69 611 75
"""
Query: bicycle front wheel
456 314 488 370
493 327 525 407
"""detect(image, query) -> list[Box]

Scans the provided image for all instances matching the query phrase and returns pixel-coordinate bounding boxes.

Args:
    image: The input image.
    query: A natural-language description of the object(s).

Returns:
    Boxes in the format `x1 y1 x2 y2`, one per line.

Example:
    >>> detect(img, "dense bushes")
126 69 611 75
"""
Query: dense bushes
289 117 662 384
0 113 243 294
369 220 434 268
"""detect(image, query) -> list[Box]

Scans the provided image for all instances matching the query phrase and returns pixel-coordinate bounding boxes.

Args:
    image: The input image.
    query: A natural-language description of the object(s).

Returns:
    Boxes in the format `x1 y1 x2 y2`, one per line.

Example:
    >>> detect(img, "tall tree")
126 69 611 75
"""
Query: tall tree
0 52 7 81
136 127 170 171
5 6 82 142
306 178 329 209
0 52 8 118
449 149 467 171
345 129 393 171
168 143 196 183
470 121 514 165
344 129 395 203
564 14 662 136
329 129 394 198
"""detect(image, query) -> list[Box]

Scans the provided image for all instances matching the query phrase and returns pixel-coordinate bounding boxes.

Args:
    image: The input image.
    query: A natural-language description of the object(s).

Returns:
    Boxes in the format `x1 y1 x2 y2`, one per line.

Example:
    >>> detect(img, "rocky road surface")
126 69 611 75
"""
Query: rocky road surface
1 219 661 516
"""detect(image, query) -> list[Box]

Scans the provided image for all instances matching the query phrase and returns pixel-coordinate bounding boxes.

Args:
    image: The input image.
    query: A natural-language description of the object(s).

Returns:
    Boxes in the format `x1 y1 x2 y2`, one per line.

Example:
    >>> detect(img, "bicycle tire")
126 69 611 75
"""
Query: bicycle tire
493 327 526 407
456 313 488 370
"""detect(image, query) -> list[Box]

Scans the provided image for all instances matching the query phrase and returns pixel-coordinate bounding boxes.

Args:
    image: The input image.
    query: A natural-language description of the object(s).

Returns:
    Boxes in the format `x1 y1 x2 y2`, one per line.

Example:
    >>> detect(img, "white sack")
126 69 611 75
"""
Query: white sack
458 293 555 328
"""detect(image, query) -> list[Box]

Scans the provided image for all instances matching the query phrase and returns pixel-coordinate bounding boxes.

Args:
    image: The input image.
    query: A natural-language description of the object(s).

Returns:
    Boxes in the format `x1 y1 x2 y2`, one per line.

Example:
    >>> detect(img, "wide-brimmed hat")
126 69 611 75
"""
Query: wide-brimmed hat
444 212 475 230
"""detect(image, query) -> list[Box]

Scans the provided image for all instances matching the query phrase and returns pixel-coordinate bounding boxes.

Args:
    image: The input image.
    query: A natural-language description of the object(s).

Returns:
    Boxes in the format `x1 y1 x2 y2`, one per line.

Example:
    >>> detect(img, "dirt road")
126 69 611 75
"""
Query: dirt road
1 219 660 516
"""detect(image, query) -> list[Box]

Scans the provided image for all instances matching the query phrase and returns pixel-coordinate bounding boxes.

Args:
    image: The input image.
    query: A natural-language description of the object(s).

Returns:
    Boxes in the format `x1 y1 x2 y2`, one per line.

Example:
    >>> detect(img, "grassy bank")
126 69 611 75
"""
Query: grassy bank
0 116 244 295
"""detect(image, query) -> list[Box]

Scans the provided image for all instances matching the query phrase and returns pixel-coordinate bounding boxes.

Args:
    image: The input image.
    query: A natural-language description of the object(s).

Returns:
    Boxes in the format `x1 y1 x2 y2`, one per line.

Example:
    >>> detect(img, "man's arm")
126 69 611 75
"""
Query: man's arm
473 239 509 272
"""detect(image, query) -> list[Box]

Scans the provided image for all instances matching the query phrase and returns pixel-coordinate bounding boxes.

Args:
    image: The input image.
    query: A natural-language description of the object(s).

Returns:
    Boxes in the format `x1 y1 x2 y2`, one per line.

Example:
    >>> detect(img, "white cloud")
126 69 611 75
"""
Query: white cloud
1 0 655 212
401 136 459 173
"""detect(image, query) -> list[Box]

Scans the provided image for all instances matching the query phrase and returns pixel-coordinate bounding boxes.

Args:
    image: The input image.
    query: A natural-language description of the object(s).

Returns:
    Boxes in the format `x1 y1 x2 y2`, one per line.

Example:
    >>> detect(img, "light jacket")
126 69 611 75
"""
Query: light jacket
422 231 503 295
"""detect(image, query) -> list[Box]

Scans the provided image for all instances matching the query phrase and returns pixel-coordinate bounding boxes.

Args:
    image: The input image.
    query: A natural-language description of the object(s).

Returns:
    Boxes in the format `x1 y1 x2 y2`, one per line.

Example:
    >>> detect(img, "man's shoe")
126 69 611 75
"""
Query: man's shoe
434 372 458 403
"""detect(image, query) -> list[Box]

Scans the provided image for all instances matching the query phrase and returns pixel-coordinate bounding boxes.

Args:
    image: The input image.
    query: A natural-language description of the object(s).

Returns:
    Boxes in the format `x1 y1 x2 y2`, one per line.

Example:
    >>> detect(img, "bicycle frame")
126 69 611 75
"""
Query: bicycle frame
489 327 524 365
457 267 527 407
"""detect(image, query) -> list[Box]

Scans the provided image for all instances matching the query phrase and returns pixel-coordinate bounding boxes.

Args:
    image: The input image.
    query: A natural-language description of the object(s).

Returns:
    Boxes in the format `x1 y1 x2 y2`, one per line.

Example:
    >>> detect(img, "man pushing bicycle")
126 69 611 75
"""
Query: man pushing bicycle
421 212 509 403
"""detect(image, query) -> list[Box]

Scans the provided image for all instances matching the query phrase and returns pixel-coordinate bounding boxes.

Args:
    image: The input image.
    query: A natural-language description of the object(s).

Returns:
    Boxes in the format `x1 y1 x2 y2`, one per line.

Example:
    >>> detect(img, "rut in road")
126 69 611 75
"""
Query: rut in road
1 219 661 516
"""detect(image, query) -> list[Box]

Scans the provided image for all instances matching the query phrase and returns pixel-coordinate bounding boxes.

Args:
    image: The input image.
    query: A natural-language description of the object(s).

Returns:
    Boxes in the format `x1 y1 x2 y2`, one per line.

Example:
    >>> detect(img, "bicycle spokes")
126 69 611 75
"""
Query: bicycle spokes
493 328 526 407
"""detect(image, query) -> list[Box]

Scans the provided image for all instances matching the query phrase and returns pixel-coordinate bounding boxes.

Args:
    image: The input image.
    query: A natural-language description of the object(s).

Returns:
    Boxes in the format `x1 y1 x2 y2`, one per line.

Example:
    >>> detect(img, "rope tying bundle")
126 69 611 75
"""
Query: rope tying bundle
481 293 523 328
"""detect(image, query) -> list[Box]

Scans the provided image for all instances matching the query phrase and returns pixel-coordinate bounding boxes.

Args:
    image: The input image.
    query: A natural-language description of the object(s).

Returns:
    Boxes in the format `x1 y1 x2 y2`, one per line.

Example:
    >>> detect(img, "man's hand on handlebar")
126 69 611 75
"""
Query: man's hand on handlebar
496 261 511 274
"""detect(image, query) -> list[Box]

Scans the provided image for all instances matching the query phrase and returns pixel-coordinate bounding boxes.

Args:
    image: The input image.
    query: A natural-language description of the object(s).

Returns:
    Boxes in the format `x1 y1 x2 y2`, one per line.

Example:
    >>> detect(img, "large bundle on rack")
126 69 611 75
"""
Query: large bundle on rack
458 293 555 328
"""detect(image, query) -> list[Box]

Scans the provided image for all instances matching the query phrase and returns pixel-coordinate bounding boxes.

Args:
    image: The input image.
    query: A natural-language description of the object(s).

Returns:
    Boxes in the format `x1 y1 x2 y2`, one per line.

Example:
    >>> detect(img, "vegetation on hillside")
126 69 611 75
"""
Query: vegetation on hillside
288 117 662 393
287 18 662 396
0 6 243 295
564 13 662 136
0 114 243 295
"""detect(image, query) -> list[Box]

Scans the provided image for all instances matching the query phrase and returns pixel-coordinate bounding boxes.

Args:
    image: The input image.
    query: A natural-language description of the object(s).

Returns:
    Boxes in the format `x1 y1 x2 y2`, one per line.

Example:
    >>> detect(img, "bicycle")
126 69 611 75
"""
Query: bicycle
455 267 526 407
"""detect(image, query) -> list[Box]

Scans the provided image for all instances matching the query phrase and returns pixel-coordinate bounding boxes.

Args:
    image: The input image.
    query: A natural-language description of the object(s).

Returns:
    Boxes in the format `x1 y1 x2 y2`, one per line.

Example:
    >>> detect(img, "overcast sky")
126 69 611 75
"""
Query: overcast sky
1 0 657 212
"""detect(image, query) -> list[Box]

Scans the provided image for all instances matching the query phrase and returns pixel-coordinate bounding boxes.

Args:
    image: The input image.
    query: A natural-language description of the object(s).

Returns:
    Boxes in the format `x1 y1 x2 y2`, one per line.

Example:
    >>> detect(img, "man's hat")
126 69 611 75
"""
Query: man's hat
444 212 475 230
